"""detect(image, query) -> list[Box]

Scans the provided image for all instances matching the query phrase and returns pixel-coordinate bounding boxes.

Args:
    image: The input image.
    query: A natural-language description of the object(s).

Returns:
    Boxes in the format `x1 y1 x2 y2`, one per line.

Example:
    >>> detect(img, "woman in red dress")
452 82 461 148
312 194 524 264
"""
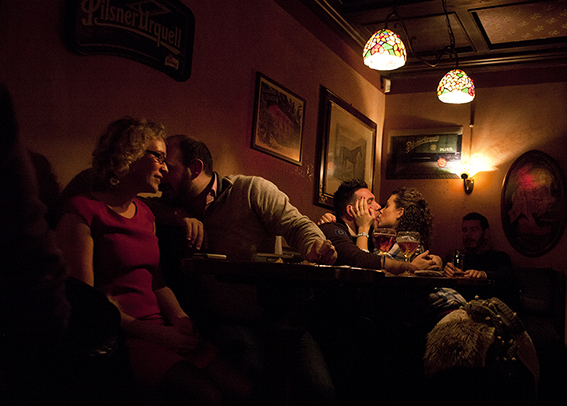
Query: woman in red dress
57 117 252 405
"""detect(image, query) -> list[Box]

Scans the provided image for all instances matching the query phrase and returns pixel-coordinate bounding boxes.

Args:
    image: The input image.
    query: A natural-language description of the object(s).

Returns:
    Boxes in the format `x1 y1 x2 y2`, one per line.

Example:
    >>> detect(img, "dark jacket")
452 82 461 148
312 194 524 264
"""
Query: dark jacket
319 219 382 269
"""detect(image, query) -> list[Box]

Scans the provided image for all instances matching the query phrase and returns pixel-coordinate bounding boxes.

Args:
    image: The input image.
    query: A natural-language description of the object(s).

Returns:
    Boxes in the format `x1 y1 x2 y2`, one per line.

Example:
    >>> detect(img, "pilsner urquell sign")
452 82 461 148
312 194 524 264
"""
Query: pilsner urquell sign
66 0 195 81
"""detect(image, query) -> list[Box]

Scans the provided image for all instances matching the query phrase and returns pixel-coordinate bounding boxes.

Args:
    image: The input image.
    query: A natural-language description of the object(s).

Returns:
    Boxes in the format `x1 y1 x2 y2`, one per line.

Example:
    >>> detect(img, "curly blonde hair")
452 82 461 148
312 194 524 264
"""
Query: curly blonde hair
92 117 166 191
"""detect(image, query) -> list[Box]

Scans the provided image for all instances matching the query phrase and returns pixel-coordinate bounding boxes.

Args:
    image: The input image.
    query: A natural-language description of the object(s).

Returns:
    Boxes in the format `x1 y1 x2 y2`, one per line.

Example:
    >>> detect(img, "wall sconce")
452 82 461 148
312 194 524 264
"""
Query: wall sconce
461 172 474 194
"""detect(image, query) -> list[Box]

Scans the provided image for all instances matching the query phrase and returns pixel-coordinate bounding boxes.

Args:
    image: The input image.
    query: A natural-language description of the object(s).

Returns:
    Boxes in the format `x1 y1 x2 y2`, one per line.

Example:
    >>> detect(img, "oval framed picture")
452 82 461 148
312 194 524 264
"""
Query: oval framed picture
501 150 567 257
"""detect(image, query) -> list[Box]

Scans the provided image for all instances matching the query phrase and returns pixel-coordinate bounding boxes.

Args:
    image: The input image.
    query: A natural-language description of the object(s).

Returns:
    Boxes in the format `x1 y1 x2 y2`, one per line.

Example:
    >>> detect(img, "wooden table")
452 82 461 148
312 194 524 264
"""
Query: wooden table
180 257 493 288
179 257 496 406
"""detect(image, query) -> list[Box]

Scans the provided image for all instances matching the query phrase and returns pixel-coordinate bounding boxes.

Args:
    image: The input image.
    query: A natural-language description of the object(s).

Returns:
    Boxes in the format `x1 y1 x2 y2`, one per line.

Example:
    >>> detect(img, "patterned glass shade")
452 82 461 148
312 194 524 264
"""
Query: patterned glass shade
362 29 407 71
437 69 475 104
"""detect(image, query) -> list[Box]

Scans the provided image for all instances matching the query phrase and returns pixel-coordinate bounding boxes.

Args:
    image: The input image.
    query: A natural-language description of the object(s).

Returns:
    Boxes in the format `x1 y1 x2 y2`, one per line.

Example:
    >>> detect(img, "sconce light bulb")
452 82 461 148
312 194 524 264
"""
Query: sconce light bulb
463 177 474 194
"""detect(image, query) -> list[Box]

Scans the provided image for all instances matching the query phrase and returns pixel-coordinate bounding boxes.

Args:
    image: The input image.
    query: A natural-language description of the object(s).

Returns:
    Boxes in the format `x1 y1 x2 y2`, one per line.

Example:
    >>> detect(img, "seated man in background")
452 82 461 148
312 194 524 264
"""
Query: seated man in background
149 134 337 406
443 212 512 278
443 212 518 305
444 212 567 404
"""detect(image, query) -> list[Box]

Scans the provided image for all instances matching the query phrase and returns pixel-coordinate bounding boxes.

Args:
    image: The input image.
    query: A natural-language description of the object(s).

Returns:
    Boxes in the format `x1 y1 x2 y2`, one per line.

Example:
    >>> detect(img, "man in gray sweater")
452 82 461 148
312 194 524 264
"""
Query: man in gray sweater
162 134 336 265
152 134 337 406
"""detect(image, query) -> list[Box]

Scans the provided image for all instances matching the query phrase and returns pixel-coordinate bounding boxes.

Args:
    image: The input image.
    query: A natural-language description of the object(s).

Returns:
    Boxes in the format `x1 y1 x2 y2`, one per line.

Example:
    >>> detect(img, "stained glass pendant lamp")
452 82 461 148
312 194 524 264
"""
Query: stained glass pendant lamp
362 29 407 71
437 68 475 104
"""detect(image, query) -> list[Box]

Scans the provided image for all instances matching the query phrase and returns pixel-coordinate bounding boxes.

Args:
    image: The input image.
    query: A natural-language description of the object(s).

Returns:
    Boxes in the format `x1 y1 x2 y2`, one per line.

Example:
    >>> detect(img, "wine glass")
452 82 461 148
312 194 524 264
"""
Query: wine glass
372 228 397 271
396 231 420 262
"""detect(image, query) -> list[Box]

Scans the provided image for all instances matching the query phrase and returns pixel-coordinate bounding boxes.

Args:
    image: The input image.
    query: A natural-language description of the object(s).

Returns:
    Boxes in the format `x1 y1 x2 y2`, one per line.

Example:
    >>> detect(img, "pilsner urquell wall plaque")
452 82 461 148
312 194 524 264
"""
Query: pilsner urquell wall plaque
66 0 195 81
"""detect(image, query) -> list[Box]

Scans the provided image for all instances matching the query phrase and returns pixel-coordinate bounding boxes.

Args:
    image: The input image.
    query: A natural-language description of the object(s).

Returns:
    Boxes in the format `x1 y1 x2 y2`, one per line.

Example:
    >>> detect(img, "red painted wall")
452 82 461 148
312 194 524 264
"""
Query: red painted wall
382 78 567 270
3 1 566 277
0 0 384 223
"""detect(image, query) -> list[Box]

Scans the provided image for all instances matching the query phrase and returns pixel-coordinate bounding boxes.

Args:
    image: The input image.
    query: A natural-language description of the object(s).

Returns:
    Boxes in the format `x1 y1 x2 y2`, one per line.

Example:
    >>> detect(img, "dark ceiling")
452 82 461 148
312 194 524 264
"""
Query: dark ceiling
301 0 567 80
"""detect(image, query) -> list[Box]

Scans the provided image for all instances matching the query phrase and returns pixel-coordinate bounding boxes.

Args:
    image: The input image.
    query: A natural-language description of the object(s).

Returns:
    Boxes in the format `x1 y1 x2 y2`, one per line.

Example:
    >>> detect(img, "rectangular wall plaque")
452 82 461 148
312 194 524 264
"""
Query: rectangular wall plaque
386 127 463 179
66 0 195 81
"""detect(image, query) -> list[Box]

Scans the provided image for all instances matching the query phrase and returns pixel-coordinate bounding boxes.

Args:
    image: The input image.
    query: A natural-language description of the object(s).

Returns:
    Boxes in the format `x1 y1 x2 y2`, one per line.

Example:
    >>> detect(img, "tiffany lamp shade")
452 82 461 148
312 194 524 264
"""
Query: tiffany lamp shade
362 29 407 71
437 69 475 104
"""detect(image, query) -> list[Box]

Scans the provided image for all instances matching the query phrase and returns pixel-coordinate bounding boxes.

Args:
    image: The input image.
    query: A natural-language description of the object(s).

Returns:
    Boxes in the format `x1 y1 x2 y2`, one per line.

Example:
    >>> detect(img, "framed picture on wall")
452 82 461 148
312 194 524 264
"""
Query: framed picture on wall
386 127 463 179
316 87 377 209
501 150 567 257
251 72 305 165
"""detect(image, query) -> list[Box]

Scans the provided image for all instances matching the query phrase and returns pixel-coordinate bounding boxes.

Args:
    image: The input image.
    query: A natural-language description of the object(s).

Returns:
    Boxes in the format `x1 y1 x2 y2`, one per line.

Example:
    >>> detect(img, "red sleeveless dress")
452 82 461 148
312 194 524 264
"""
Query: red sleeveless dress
65 195 218 386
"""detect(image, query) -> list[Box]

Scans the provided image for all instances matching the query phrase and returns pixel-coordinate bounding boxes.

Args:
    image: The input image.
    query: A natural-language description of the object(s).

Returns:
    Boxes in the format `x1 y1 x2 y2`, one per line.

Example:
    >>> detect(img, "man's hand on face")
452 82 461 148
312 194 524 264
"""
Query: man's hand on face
180 217 204 250
306 238 337 265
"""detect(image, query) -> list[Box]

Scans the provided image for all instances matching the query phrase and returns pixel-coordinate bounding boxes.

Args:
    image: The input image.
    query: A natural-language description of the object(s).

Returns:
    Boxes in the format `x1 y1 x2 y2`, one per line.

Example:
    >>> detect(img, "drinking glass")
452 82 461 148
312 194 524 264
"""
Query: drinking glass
396 231 420 262
451 250 465 276
373 228 397 271
373 228 397 255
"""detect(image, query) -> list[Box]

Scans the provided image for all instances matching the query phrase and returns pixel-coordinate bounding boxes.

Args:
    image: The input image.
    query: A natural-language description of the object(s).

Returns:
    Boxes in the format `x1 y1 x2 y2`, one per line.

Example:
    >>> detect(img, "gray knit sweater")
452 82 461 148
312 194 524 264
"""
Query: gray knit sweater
203 173 325 260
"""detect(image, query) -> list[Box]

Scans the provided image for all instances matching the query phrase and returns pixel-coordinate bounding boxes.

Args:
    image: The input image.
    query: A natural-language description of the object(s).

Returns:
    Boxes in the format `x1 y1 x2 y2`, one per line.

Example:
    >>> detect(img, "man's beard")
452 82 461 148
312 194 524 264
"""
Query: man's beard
464 238 488 253
173 169 198 209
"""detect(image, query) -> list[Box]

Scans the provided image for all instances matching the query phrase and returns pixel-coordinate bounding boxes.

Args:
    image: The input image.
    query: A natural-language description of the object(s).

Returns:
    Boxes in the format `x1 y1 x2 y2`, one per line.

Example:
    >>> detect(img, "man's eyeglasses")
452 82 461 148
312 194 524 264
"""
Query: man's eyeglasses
146 149 166 165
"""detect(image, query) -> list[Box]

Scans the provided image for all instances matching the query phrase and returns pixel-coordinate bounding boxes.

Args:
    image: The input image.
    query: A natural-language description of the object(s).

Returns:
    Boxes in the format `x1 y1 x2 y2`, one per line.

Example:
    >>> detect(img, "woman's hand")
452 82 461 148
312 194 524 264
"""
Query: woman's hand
430 254 443 269
353 197 375 233
154 325 201 355
171 315 199 338
411 250 441 272
317 213 337 225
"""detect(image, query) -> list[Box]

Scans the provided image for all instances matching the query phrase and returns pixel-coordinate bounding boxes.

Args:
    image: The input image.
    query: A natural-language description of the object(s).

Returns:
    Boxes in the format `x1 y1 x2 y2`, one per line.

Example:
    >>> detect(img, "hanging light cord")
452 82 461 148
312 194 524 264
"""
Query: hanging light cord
469 101 475 162
442 0 459 68
385 0 458 68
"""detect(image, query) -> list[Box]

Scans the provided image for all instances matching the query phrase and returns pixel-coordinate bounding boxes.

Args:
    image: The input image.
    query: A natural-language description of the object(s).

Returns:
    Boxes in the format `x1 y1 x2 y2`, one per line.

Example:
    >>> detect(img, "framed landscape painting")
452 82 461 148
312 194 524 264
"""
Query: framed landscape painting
251 72 305 165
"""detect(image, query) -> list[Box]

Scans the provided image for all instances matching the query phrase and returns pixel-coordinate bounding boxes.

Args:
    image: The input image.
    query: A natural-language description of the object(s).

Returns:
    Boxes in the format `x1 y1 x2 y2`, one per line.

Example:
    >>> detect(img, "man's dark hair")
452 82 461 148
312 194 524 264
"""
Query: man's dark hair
463 212 489 230
334 179 368 219
169 134 214 176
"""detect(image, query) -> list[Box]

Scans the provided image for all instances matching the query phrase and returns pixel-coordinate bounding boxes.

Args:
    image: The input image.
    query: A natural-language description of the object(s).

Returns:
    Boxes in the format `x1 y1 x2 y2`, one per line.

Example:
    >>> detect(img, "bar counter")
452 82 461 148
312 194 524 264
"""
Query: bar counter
180 256 493 288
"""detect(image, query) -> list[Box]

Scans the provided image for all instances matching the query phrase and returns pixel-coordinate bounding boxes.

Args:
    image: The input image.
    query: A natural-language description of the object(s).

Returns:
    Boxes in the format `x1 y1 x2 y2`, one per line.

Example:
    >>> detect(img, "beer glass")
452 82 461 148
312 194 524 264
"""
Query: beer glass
373 228 397 271
396 231 420 262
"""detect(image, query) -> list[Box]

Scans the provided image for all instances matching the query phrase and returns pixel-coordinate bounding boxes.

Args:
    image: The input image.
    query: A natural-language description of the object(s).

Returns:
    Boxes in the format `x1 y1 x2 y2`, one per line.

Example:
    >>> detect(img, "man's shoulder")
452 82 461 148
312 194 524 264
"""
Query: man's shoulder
319 221 349 238
223 175 285 200
479 249 510 258
225 174 273 186
488 249 512 260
